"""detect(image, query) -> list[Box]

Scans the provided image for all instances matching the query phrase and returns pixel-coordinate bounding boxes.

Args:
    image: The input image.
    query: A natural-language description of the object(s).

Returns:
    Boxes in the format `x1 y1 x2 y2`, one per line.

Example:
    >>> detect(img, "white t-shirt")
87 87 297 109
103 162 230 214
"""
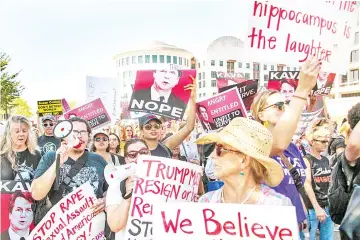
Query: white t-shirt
106 183 125 240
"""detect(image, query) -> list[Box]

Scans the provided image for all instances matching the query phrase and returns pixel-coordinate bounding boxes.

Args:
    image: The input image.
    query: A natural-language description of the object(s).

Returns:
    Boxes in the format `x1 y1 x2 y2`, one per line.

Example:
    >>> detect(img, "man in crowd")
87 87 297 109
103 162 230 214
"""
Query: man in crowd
1 192 34 240
197 105 216 132
138 77 196 158
31 117 107 214
37 115 60 156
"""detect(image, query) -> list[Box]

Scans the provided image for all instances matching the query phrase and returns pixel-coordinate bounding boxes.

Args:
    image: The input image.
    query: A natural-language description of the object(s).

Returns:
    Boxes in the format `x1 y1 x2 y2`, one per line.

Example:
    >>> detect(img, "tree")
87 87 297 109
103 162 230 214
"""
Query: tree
68 100 77 109
0 52 24 119
10 98 33 118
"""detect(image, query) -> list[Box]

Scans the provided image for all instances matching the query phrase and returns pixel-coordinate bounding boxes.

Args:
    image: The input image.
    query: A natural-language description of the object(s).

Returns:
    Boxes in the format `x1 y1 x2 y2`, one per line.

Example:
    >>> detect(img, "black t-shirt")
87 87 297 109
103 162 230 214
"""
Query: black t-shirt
305 154 332 208
38 135 61 156
0 149 41 181
151 143 172 158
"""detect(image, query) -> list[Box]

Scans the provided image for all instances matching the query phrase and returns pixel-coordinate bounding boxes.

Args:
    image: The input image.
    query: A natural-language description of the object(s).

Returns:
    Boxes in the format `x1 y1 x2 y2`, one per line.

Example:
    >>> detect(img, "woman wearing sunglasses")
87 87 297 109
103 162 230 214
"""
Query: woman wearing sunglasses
196 117 291 205
251 57 322 239
91 132 123 166
302 127 334 240
105 139 151 238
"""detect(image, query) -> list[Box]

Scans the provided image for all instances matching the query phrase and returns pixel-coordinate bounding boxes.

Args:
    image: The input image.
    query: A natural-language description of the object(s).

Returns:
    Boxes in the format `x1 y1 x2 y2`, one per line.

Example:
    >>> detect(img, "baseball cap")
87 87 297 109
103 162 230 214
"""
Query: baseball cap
139 114 162 128
93 131 109 139
42 115 56 123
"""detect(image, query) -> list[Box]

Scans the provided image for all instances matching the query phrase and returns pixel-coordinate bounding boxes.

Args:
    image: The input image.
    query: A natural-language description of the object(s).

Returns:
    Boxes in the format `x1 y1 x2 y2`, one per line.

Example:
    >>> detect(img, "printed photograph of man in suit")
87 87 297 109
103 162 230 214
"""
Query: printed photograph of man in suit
197 105 216 132
132 69 186 111
1 191 33 240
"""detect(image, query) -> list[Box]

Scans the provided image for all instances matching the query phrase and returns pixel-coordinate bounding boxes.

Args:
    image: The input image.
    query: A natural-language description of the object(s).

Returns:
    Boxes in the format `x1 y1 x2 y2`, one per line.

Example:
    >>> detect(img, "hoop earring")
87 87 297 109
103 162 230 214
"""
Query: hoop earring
263 121 269 128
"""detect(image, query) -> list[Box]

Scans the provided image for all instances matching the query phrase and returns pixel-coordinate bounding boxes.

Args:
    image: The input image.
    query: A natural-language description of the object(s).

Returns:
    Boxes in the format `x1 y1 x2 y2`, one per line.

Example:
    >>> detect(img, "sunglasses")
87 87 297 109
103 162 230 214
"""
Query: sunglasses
126 148 150 159
263 101 286 111
215 145 240 157
43 123 54 127
95 137 109 142
314 139 328 144
143 123 161 131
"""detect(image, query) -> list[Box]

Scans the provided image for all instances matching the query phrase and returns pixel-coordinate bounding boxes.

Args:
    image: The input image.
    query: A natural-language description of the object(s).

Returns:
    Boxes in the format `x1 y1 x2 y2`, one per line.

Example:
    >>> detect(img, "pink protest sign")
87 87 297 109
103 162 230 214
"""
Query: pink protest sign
196 88 247 132
64 98 111 129
61 98 71 112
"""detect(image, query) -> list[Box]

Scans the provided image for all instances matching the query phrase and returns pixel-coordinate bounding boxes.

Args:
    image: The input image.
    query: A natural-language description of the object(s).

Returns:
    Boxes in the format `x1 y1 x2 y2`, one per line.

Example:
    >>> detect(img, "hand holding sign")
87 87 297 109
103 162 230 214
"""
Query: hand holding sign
298 56 322 93
91 197 106 216
185 75 197 102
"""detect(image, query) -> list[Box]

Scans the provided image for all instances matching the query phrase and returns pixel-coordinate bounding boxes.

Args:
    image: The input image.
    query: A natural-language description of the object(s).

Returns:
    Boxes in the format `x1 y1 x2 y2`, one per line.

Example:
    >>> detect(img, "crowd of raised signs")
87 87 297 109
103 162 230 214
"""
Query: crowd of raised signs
1 57 360 240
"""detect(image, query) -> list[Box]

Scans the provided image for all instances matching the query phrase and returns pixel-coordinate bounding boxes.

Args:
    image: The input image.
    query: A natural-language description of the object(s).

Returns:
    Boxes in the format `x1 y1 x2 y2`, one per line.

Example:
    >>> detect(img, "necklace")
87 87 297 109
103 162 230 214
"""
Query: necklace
221 185 257 204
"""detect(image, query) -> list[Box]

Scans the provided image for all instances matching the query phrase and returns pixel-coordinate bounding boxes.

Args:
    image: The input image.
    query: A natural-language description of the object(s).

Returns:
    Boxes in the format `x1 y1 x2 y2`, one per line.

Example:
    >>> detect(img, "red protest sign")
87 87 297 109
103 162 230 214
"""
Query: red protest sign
64 98 111 129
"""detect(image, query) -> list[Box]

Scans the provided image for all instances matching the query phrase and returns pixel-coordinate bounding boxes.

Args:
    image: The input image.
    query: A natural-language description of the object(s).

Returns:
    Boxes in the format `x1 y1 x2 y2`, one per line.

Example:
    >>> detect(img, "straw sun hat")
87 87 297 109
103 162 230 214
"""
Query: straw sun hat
195 117 284 187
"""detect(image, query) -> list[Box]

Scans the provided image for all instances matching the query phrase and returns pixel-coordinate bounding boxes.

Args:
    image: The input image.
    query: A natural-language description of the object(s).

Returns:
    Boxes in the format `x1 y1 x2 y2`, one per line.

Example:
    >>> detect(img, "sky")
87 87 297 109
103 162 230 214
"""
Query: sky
0 0 248 116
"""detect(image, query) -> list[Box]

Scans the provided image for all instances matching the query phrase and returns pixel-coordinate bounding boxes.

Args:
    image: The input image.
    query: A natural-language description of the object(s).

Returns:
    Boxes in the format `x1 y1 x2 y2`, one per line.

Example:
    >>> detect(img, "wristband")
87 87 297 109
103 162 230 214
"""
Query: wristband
292 95 307 101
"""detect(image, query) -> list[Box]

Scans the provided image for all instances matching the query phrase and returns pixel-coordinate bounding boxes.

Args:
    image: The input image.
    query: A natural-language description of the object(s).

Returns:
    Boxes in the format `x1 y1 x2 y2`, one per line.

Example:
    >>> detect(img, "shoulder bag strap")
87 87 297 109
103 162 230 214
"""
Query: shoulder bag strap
181 142 189 160
17 173 29 191
279 153 306 196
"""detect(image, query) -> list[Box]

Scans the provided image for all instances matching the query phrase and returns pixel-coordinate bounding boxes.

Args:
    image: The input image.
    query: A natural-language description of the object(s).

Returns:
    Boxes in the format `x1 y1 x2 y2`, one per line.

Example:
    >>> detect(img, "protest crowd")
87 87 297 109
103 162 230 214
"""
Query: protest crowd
1 1 360 239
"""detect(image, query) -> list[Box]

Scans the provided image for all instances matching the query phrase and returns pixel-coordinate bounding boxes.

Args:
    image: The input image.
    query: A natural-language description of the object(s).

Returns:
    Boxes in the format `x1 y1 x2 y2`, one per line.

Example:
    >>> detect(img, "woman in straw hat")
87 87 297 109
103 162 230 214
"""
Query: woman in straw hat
250 57 322 238
196 117 291 206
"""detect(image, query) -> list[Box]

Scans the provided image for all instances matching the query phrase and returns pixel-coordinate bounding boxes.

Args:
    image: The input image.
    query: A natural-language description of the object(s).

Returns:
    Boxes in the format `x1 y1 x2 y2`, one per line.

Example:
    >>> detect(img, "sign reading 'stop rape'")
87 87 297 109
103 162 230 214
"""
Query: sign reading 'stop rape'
196 88 247 132
128 69 196 120
124 155 202 240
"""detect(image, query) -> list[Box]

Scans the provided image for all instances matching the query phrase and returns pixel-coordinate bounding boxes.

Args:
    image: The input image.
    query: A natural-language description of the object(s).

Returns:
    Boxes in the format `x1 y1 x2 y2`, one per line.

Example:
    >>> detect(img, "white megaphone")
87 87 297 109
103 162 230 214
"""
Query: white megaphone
53 120 81 149
104 162 137 186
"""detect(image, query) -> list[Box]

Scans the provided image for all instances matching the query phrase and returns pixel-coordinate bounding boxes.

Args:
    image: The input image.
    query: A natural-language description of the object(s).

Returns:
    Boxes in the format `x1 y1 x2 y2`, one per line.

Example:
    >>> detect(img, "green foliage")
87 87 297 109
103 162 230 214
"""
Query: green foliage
10 98 33 118
0 52 24 118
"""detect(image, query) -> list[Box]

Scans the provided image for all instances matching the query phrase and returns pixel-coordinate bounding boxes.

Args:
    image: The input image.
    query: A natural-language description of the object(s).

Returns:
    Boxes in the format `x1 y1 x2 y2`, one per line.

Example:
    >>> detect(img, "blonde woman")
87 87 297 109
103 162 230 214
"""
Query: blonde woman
0 115 41 181
251 57 321 238
196 117 290 205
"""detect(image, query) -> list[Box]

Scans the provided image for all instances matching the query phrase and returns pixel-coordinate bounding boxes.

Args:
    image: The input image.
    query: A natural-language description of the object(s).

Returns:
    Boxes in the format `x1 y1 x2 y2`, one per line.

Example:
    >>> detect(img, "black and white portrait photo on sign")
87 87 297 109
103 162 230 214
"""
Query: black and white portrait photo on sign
128 68 196 120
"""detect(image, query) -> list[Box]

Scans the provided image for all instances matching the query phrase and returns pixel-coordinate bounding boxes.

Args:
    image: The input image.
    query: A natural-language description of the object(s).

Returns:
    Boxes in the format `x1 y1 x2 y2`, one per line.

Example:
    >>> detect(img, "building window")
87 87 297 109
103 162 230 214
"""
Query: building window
238 62 242 68
246 63 250 69
203 80 206 87
152 55 158 63
211 71 216 78
203 61 205 67
145 55 150 63
185 59 188 67
202 93 206 97
179 57 183 65
264 65 267 70
198 73 201 80
350 69 359 82
122 71 125 78
293 67 296 71
166 55 171 63
202 72 205 79
132 56 136 64
287 67 290 71
160 55 165 63
198 63 200 68
264 74 269 81
271 65 274 70
227 61 235 73
355 31 359 44
126 57 130 65
211 60 215 66
198 94 201 98
122 58 125 65
220 61 223 67
138 56 143 64
213 92 217 96
173 56 177 64
245 73 250 79
351 50 359 62
211 80 216 87
198 82 201 88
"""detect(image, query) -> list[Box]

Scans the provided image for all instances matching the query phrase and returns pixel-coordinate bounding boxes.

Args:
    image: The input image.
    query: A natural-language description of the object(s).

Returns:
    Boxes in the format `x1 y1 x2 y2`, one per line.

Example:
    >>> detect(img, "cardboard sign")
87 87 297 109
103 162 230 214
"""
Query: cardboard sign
124 156 202 240
37 99 63 117
152 202 299 239
295 108 324 137
268 71 336 101
245 0 358 74
64 98 111 129
86 76 120 122
27 182 105 240
128 69 196 120
1 181 35 239
219 80 258 111
196 88 248 132
216 71 247 90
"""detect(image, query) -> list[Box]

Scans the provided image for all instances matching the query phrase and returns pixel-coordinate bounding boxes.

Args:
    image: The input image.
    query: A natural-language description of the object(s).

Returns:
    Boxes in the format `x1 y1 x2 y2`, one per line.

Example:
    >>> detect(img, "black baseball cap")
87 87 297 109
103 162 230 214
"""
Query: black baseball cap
139 114 162 128
42 115 56 123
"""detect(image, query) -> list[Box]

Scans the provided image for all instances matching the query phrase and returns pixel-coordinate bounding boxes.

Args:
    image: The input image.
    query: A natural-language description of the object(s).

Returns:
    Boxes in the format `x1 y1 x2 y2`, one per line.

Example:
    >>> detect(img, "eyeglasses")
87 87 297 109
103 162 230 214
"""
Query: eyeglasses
43 123 54 127
215 145 241 157
73 130 88 137
143 123 161 131
95 137 109 142
314 139 328 144
263 101 286 111
126 148 150 159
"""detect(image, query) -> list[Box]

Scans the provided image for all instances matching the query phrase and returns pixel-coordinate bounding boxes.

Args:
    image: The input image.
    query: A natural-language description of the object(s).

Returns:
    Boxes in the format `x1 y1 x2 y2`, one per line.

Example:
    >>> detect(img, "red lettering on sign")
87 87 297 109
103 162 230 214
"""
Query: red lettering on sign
60 189 84 213
161 209 194 234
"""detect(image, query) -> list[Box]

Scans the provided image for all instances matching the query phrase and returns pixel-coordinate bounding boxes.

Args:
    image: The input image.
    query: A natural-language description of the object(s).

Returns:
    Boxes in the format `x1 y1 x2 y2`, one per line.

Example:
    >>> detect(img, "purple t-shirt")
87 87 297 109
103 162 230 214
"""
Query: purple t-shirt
271 142 307 224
